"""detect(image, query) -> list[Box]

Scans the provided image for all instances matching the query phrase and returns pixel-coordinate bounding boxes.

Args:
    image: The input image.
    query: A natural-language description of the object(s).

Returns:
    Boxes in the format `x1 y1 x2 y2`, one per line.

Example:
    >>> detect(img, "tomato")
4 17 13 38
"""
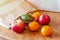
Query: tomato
29 21 40 31
11 19 25 33
39 14 50 25
32 11 41 21
41 25 52 36
21 14 34 23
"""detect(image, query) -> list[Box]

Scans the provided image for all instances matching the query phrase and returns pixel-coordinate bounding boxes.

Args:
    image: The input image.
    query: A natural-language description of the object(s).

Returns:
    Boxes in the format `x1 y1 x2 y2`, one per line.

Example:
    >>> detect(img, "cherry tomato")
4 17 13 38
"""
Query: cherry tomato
21 14 34 23
29 21 40 31
41 25 52 36
32 11 41 21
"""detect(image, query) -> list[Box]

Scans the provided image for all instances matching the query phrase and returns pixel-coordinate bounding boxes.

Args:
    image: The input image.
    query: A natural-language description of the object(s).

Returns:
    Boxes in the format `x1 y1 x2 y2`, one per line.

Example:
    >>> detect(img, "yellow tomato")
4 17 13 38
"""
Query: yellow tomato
32 11 41 21
41 25 52 36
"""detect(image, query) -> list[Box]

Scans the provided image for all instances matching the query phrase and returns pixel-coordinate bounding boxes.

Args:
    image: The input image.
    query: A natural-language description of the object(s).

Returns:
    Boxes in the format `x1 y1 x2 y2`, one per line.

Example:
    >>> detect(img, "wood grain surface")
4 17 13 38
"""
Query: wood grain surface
0 0 60 40
0 11 60 40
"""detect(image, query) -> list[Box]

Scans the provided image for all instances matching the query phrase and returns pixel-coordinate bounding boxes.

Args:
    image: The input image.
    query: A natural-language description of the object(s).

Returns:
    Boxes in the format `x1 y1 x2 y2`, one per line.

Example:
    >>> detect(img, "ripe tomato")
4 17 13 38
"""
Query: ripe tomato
29 21 40 31
41 25 52 36
39 14 50 25
32 11 41 21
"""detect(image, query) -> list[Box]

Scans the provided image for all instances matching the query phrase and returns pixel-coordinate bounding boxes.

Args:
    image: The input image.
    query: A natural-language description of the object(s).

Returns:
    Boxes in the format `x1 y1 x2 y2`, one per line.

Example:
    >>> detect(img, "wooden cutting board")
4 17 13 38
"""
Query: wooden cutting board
0 11 60 40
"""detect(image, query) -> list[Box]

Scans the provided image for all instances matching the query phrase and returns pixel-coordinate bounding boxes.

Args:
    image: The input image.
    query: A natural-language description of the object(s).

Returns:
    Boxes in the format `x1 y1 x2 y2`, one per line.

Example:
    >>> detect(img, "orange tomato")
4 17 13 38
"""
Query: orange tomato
29 21 40 31
32 11 41 21
41 25 52 36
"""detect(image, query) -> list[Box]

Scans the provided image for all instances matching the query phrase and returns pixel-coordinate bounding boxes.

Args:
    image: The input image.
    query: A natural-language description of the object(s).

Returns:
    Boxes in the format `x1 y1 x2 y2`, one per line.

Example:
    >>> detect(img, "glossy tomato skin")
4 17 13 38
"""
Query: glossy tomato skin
39 14 50 25
41 25 52 36
11 19 25 33
32 11 41 21
28 21 40 31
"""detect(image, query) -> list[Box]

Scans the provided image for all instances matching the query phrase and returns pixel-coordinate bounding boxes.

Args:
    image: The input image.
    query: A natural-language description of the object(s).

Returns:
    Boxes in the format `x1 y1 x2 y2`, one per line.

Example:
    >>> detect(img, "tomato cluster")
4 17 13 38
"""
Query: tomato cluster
11 10 52 37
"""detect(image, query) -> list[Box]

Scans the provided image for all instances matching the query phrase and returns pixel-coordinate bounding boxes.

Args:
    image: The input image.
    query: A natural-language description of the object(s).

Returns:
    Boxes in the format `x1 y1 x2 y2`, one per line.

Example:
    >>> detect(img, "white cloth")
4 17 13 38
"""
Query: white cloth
27 0 60 12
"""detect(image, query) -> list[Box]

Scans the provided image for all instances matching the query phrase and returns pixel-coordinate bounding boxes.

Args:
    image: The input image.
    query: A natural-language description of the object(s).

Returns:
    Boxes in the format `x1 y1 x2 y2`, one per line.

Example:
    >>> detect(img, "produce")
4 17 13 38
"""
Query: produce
32 11 41 21
11 19 25 33
39 14 50 25
21 14 34 23
41 25 52 36
28 21 40 31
